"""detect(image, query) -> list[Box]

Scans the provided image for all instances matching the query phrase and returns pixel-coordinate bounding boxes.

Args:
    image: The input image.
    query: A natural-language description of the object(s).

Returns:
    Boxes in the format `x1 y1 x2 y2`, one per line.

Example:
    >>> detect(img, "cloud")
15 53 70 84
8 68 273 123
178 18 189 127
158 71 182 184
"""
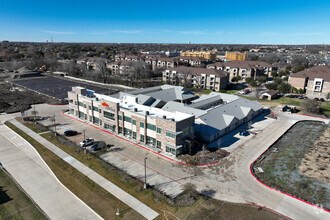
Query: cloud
41 30 76 35
261 32 281 36
110 30 142 34
179 30 205 35
289 32 323 36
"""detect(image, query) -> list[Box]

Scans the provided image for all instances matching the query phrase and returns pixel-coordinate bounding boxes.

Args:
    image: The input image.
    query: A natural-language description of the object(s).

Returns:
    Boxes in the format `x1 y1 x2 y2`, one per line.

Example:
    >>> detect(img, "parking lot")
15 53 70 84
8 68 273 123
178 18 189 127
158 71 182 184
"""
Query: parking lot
25 104 189 198
11 76 117 100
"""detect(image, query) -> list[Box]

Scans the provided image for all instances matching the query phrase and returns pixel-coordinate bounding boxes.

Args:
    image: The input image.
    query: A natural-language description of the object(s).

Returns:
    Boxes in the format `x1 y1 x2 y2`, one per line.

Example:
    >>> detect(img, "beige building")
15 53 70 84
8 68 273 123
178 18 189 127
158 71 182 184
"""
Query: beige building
163 66 229 91
288 66 330 98
106 60 132 74
207 61 276 80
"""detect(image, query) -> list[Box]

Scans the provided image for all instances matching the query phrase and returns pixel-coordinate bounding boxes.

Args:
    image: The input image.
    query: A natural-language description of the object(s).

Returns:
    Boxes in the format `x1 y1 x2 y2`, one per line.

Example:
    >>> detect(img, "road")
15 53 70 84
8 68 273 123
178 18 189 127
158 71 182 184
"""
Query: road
0 123 102 220
19 104 330 219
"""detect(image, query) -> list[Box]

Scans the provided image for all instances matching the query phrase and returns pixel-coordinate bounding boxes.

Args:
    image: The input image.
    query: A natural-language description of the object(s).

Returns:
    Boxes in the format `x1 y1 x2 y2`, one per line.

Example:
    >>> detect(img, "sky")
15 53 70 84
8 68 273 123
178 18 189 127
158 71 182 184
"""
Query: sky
1 0 329 44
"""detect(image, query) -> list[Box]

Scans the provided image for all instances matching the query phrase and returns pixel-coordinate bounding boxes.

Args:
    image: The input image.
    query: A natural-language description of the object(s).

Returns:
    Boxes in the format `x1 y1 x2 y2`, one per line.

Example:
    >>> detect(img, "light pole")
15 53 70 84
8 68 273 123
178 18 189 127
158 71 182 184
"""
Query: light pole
144 157 147 190
53 115 57 136
83 130 86 140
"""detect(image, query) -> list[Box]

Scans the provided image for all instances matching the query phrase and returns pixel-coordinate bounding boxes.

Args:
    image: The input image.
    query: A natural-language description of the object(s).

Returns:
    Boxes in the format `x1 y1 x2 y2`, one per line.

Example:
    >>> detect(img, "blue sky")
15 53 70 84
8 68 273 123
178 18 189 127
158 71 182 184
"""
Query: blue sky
1 0 329 44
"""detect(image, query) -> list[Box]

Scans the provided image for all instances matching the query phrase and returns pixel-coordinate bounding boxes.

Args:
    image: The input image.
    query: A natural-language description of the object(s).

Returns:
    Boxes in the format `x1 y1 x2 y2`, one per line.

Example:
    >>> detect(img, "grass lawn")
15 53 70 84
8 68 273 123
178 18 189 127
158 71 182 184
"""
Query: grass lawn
8 120 287 220
0 169 46 220
5 121 142 220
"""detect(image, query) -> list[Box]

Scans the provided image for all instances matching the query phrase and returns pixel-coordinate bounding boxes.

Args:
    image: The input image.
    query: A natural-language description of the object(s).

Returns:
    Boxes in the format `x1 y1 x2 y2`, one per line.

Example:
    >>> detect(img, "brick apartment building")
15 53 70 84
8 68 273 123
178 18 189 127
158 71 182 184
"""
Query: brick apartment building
288 65 330 99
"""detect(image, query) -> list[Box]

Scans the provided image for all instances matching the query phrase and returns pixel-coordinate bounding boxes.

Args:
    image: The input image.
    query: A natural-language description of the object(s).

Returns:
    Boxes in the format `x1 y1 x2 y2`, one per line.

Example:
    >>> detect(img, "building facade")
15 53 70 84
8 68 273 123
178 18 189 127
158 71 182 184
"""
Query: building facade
288 66 330 98
225 51 247 61
163 66 229 91
180 51 216 61
68 87 195 156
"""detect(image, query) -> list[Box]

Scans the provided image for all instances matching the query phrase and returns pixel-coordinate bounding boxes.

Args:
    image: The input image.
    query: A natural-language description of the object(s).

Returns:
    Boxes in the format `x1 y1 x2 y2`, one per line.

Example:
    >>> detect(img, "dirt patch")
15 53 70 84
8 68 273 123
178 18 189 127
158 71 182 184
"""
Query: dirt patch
0 82 62 113
178 149 229 165
299 127 330 183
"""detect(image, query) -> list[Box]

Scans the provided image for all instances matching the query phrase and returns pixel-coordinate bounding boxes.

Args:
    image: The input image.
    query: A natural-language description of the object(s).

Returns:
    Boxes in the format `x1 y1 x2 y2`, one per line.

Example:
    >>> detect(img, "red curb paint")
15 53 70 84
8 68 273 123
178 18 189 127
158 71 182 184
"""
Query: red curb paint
63 112 220 167
292 113 328 120
249 126 330 214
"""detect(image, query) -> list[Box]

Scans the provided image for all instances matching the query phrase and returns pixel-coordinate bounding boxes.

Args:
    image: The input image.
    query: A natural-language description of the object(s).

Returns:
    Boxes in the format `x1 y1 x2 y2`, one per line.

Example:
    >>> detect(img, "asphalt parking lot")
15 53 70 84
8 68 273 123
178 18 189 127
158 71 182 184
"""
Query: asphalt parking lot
11 76 116 99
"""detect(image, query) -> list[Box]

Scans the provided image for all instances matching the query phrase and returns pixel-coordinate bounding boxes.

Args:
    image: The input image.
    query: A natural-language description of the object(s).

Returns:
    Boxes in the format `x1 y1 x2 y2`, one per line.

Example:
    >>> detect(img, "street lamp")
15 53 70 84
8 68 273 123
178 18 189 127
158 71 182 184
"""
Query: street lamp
144 157 147 190
83 129 86 140
53 115 57 136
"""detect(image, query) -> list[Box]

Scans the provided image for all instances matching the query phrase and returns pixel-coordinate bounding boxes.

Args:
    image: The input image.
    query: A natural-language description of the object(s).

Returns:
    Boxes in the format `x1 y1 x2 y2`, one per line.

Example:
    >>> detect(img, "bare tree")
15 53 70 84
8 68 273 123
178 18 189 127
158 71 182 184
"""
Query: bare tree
95 59 109 83
255 88 261 100
180 69 192 88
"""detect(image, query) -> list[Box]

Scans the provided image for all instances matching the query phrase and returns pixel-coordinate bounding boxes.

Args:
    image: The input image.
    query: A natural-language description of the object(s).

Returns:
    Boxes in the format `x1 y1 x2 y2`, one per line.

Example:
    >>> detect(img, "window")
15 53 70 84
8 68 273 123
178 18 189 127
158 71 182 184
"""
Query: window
93 106 98 112
124 116 131 123
83 104 86 108
147 123 156 131
166 146 177 155
118 127 122 134
78 102 83 107
99 120 102 126
70 109 74 115
89 106 91 110
69 100 73 104
118 115 122 121
133 132 136 139
75 101 77 105
140 122 144 128
140 134 144 142
89 116 92 122
166 132 175 139
104 111 115 120
79 111 84 119
99 109 102 113
133 120 136 125
124 128 131 136
157 141 161 149
157 127 162 134
104 123 115 131
146 136 156 146
93 117 99 124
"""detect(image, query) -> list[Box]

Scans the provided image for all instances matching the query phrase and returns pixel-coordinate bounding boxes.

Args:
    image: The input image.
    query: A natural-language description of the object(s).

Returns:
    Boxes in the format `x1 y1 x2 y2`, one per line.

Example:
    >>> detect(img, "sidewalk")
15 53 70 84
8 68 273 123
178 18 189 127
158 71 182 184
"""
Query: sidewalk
11 119 159 220
0 124 102 220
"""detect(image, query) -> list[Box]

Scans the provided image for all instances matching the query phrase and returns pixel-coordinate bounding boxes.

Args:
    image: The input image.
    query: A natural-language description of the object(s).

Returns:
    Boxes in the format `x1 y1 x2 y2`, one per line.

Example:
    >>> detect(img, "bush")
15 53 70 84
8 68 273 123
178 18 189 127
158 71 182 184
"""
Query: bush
302 99 321 113
245 77 253 84
258 76 267 83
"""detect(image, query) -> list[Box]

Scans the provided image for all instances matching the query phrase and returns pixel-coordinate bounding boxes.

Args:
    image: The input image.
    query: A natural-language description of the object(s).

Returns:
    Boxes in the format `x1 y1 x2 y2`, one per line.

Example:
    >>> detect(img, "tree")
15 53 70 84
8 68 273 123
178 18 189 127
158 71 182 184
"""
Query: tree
95 59 109 83
245 77 253 84
231 77 238 83
180 69 192 88
257 76 267 83
265 82 278 90
278 82 292 94
302 99 321 114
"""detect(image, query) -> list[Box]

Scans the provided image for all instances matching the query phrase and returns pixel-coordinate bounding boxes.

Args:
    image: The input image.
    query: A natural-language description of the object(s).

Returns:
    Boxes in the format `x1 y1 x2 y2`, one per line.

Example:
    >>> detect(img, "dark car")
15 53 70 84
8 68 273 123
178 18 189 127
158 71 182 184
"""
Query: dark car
314 98 319 101
91 143 101 151
64 130 78 136
320 98 325 102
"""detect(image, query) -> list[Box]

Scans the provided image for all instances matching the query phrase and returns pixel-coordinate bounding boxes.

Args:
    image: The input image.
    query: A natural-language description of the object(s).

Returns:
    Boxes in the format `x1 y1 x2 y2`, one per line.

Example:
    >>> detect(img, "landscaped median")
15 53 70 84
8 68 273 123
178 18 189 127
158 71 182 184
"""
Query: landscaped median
7 118 290 220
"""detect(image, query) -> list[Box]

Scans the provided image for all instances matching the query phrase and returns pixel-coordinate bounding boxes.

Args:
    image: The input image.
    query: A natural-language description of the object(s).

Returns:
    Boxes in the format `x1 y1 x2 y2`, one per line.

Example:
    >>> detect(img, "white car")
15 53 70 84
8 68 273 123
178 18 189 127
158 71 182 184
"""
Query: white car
80 138 94 147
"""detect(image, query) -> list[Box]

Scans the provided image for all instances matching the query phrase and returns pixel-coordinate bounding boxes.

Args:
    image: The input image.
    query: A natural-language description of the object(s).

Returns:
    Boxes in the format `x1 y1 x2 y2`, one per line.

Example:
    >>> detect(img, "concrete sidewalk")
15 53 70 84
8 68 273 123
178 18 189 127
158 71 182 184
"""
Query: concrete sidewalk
10 119 159 220
0 124 102 220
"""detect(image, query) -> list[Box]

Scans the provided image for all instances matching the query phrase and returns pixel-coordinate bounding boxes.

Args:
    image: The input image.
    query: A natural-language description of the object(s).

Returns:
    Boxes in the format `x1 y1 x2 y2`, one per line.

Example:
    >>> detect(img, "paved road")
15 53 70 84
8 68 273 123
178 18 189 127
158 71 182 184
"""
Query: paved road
11 119 159 220
0 124 102 220
22 104 330 219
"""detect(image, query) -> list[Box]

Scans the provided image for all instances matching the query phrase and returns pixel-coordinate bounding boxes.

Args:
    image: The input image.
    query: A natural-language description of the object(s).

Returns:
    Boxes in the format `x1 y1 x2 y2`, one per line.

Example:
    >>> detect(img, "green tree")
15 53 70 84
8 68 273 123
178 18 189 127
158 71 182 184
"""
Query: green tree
258 76 267 83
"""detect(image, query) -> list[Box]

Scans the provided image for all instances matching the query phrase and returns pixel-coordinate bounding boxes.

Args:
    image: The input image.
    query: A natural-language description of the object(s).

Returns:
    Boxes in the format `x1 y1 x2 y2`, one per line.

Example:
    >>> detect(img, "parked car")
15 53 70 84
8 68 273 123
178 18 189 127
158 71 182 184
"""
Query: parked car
314 98 319 101
239 129 249 136
64 130 78 136
91 143 101 151
80 138 94 147
320 98 325 102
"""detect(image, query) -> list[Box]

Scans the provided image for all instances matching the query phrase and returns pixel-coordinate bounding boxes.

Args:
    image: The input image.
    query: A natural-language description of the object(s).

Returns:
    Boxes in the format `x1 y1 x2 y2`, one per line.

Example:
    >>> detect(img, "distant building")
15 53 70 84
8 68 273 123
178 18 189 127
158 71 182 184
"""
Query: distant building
180 50 216 61
288 66 330 99
106 60 132 74
76 57 108 70
225 51 247 61
163 66 229 91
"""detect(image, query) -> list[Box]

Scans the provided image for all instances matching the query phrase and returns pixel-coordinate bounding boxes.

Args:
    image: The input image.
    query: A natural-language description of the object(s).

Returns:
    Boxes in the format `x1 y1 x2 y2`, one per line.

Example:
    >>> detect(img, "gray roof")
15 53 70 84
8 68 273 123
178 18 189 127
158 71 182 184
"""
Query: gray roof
162 101 207 117
147 87 195 102
188 95 222 109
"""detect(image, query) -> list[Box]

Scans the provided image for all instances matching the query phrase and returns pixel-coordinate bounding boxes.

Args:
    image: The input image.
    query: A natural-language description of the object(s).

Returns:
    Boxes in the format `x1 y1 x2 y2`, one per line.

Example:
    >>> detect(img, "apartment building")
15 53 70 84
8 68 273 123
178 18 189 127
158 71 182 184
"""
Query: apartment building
106 60 132 74
162 66 229 91
68 86 195 156
180 50 216 61
225 51 247 61
76 57 108 70
288 66 330 98
207 61 276 80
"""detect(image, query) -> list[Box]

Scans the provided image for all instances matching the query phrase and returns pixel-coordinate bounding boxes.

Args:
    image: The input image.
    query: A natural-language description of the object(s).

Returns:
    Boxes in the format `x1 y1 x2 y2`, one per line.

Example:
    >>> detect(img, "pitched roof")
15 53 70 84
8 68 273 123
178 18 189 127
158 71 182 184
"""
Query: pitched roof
168 66 228 78
291 66 330 81
209 61 272 69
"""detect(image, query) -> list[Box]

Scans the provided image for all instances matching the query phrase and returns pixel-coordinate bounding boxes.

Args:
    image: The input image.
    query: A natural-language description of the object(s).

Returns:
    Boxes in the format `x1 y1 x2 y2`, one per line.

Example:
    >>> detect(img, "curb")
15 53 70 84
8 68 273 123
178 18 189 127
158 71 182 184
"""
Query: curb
62 112 220 167
249 120 330 214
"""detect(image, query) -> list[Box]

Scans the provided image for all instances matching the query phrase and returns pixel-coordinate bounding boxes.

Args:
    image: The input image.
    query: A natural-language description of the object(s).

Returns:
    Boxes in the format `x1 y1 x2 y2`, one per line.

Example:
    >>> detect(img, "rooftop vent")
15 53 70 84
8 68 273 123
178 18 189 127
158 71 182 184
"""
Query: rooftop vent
171 118 175 122
163 115 166 119
146 111 149 115
134 108 137 112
